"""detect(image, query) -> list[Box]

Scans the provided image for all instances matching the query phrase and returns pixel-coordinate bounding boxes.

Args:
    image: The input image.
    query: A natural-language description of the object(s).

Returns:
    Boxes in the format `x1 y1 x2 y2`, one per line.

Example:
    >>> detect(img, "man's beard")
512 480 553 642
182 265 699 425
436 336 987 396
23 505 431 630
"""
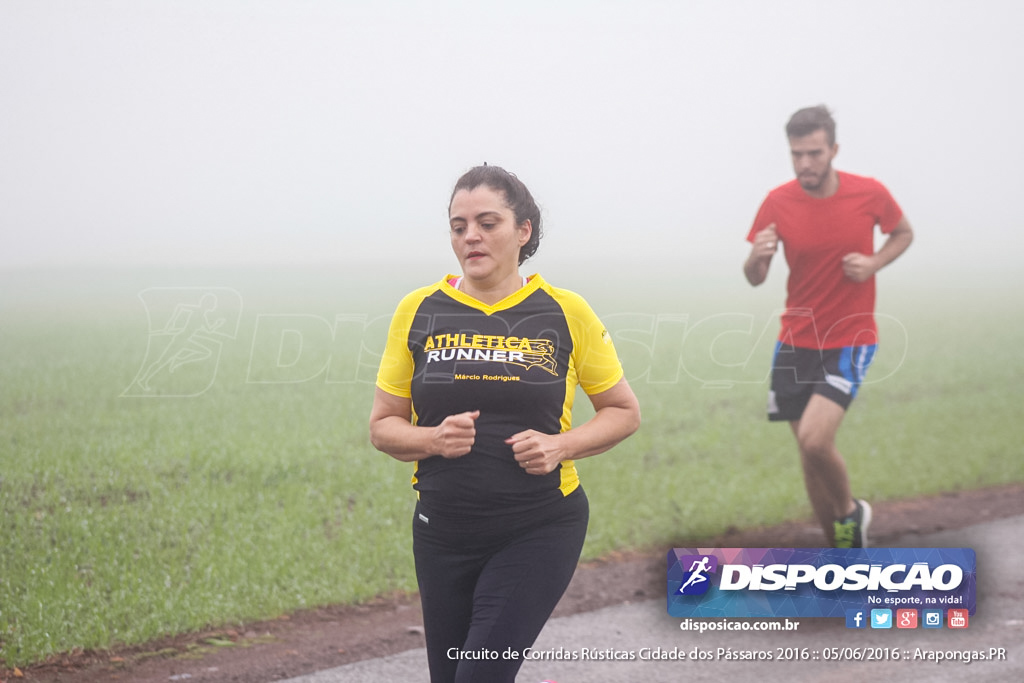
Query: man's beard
798 171 826 191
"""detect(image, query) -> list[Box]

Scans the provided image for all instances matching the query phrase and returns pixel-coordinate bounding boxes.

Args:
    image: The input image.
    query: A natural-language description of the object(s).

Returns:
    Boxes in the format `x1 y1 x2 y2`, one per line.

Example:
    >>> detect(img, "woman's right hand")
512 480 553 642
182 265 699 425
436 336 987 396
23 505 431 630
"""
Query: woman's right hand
431 410 479 458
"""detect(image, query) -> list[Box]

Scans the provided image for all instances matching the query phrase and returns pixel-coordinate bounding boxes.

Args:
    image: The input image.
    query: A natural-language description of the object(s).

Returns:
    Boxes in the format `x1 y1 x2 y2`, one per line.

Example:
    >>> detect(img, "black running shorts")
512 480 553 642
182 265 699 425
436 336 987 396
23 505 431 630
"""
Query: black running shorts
767 342 877 421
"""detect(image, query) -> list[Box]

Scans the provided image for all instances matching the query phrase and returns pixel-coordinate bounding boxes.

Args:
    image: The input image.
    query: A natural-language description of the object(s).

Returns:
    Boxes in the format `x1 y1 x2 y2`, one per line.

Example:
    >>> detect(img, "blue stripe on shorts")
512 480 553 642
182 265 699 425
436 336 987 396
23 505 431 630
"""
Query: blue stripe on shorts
839 344 877 398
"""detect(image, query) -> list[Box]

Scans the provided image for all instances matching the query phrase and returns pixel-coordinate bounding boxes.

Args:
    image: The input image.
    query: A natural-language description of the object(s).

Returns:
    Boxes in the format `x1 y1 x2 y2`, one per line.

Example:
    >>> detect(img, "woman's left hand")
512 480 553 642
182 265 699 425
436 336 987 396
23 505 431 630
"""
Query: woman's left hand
506 430 567 475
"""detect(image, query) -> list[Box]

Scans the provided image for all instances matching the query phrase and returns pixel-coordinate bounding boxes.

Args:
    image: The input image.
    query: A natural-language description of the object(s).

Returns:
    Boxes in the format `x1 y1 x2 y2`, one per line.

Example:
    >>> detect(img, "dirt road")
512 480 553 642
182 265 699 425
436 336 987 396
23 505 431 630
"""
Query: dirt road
11 483 1023 683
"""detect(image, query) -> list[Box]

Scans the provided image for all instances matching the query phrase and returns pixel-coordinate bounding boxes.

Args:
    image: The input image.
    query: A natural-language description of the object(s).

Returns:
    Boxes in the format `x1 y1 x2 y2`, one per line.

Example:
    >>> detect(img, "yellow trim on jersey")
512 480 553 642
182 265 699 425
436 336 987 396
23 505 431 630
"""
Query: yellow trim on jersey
376 273 624 500
441 273 543 315
540 279 624 497
375 282 440 399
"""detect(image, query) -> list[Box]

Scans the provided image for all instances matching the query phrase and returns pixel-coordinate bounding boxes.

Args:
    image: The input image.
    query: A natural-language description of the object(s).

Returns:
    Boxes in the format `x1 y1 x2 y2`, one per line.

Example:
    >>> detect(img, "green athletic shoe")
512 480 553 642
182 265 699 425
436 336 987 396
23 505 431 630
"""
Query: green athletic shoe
833 499 872 548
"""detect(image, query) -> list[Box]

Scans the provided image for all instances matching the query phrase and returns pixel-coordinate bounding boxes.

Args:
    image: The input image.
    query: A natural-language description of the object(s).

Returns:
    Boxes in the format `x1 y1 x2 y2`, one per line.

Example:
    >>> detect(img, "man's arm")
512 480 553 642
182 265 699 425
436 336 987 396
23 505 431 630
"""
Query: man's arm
744 222 779 286
841 216 914 283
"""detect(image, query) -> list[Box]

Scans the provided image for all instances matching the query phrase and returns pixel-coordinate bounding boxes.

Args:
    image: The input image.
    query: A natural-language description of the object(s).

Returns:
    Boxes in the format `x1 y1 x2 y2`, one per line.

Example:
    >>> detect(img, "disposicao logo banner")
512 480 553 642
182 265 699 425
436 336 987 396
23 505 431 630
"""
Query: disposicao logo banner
667 548 976 618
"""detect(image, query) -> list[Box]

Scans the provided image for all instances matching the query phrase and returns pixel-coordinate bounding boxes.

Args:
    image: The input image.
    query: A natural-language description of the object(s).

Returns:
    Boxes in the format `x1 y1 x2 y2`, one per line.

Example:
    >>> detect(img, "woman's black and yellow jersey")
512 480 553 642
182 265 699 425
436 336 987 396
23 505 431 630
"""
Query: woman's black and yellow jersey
376 274 624 516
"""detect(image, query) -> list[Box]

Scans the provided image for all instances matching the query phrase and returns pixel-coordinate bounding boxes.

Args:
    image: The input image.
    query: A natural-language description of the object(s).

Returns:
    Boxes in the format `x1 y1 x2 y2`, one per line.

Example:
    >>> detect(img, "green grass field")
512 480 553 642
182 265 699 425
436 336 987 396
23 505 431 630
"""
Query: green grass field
2 265 1022 668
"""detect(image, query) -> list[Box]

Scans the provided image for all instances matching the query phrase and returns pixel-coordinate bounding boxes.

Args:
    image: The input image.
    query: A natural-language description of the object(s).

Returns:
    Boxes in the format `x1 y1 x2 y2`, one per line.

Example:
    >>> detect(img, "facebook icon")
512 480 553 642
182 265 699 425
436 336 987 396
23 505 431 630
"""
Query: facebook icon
845 609 867 629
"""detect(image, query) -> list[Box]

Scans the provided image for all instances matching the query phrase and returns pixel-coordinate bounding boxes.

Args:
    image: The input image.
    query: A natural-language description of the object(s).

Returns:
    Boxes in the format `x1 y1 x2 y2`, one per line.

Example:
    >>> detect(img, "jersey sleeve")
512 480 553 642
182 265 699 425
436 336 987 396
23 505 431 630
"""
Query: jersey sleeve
872 181 904 234
557 289 624 395
746 195 775 242
375 291 422 398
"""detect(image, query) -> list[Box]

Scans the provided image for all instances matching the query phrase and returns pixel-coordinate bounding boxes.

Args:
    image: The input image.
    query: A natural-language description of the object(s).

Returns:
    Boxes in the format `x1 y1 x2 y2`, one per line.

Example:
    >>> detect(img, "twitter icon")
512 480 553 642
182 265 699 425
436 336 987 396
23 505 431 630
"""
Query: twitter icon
871 609 893 629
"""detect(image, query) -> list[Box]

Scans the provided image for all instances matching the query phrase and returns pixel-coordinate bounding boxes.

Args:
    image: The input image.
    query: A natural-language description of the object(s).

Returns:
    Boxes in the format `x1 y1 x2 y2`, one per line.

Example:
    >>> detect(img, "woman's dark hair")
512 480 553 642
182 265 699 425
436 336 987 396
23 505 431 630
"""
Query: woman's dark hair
448 165 543 265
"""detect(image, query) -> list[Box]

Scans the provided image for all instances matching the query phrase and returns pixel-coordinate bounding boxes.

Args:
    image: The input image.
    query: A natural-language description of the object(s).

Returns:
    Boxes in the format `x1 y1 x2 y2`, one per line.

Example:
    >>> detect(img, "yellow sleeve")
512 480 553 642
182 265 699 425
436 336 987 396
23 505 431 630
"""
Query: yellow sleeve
375 288 428 398
554 287 624 395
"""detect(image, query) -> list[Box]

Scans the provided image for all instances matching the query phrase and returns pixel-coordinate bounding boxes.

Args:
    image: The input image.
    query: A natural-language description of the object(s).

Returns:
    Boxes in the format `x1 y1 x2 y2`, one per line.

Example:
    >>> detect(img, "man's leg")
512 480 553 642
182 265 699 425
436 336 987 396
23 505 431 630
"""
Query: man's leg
788 393 856 543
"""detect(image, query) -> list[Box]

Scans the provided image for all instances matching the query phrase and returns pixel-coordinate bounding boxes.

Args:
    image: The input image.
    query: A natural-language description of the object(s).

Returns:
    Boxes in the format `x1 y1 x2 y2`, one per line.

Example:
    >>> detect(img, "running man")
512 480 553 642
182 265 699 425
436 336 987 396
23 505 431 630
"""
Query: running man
743 105 914 548
679 556 712 593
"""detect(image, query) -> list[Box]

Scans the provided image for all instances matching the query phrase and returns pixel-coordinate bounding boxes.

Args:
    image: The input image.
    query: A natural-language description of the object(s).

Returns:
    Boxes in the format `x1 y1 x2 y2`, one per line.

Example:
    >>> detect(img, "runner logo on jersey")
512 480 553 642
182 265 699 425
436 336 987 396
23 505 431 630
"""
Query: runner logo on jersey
423 332 558 375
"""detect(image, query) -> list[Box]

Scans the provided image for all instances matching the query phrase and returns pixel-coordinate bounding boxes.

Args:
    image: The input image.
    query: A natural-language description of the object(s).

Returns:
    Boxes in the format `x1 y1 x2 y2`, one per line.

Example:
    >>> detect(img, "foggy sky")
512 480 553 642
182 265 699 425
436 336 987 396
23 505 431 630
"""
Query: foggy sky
2 0 1022 274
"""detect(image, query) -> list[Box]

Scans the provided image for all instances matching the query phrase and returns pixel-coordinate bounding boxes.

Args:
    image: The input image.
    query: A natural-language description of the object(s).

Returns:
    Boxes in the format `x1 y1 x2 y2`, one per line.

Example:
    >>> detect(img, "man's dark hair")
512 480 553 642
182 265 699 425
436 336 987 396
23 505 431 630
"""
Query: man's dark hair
448 165 543 265
786 105 836 146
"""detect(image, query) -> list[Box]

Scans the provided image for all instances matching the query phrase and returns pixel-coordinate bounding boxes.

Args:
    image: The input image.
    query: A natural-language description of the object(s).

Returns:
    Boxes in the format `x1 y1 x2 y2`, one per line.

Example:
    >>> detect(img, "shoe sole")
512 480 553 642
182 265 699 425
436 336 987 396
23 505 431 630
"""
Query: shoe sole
857 499 873 548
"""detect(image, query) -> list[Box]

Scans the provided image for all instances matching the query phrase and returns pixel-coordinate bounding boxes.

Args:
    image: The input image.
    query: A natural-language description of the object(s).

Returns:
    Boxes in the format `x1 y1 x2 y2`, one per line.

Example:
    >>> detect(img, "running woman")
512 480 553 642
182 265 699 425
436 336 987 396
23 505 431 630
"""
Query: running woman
370 164 641 682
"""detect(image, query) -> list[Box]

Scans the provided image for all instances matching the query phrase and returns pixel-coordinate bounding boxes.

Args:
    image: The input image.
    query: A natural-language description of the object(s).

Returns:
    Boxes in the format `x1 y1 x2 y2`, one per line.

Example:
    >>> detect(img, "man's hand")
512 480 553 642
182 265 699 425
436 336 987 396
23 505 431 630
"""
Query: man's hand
431 410 479 458
744 223 779 286
841 253 878 283
751 223 779 259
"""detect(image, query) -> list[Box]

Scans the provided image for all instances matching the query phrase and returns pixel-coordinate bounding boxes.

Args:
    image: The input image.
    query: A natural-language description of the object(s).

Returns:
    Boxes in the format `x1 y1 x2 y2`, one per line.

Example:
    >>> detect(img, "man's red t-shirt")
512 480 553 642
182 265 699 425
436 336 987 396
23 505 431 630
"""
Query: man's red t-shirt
747 171 904 349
